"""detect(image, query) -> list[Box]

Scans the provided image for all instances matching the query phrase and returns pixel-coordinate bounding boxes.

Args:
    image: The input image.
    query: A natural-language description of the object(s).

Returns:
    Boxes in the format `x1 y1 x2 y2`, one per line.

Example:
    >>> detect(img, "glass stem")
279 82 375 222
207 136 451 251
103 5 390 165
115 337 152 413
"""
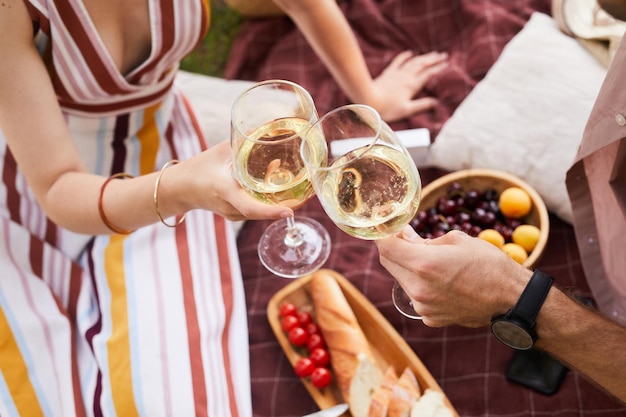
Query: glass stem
284 216 304 248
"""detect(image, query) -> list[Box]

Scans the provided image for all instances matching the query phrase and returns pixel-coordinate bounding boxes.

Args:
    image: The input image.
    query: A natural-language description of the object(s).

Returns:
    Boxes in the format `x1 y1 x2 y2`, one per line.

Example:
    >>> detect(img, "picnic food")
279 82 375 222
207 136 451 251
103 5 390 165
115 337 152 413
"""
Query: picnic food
411 182 541 263
499 186 532 218
368 367 399 417
311 367 333 389
388 367 422 417
477 228 505 248
512 224 541 253
502 242 529 264
294 357 316 378
279 300 333 388
310 271 384 417
409 389 455 417
308 271 455 417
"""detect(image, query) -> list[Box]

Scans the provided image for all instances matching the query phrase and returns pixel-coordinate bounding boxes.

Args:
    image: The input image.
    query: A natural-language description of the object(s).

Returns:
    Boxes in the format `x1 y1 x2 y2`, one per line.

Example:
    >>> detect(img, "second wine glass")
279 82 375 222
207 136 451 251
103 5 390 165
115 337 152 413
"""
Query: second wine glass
301 104 423 318
231 80 331 278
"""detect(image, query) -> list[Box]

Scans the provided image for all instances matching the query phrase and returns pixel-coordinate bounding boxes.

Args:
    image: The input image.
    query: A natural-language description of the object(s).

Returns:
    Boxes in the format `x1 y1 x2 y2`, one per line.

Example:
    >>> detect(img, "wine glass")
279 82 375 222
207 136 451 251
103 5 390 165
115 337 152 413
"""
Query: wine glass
301 104 422 318
231 80 331 278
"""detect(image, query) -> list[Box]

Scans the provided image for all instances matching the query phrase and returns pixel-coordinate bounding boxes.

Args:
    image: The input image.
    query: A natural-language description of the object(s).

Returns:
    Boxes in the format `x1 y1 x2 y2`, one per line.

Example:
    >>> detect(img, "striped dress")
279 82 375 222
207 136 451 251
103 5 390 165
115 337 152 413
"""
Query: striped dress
0 1 252 416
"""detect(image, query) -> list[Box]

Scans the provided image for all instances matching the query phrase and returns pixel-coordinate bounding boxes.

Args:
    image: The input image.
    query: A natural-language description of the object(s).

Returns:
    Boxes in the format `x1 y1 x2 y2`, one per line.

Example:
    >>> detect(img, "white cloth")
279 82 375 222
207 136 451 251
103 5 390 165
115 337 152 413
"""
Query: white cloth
428 12 607 223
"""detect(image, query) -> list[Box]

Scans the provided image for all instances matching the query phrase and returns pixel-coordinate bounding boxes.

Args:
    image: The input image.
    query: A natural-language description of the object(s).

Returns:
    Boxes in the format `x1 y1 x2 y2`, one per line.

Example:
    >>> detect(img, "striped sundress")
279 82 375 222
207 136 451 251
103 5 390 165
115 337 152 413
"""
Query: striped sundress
0 1 252 416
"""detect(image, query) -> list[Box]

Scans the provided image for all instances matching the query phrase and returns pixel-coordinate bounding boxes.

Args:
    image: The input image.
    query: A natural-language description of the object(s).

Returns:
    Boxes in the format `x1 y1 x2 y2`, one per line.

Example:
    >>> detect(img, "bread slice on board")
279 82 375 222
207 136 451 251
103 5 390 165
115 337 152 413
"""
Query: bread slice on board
410 389 454 417
388 367 421 417
368 366 399 417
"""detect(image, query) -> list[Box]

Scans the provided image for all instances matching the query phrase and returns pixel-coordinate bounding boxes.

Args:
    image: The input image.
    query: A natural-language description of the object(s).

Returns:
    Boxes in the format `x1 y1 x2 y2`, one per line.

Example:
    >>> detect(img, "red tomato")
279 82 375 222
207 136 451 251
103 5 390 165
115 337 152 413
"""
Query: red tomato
305 323 321 336
281 315 300 332
309 348 330 367
311 367 332 389
307 333 325 351
294 357 315 378
279 302 298 318
297 311 313 327
288 327 309 347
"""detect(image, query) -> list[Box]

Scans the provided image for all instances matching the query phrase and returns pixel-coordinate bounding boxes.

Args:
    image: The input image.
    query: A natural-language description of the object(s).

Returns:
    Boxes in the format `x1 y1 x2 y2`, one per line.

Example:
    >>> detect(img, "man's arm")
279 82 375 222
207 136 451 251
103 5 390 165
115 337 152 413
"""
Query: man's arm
376 227 626 403
537 288 626 401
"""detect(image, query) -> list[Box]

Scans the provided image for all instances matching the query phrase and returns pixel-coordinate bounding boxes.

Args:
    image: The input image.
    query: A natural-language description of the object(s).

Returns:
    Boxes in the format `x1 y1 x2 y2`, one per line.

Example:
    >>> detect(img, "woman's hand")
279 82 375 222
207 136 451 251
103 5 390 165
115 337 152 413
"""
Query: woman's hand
178 140 294 222
275 0 449 123
367 51 449 123
375 226 530 327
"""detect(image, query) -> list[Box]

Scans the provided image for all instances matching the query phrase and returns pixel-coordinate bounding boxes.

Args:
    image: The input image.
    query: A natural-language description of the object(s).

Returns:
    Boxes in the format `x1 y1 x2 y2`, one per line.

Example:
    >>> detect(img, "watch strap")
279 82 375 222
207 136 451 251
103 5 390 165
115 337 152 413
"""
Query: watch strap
512 270 554 324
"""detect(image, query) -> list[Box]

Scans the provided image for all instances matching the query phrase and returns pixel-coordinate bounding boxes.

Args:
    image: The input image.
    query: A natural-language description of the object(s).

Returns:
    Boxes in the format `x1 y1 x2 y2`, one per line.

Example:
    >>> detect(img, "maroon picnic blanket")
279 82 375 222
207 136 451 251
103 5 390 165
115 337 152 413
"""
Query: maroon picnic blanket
224 0 552 138
227 1 626 415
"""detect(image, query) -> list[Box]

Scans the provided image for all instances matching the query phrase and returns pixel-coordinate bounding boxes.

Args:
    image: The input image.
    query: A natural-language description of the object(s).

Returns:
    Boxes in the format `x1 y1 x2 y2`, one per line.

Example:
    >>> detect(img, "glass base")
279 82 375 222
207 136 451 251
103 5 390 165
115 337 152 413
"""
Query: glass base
392 282 423 320
258 216 331 279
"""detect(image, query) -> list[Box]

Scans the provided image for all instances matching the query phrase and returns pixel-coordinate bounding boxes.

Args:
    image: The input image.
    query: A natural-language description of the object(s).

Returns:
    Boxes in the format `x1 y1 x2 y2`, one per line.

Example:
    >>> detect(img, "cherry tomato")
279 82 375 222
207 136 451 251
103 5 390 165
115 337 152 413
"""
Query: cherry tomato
305 323 321 336
309 348 330 367
279 302 298 318
294 357 315 378
307 333 325 351
288 327 309 347
311 367 332 389
297 311 313 327
281 315 300 332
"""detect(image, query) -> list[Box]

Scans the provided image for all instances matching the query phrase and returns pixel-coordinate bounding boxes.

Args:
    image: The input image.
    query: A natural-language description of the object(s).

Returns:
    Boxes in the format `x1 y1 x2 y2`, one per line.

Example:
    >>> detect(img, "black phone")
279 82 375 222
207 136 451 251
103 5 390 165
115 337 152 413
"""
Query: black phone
505 348 568 395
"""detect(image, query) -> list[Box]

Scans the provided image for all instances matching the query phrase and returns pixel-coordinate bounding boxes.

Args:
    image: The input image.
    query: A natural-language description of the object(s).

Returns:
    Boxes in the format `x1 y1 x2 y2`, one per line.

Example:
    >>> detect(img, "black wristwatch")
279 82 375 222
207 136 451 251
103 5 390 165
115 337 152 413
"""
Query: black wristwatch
491 270 554 350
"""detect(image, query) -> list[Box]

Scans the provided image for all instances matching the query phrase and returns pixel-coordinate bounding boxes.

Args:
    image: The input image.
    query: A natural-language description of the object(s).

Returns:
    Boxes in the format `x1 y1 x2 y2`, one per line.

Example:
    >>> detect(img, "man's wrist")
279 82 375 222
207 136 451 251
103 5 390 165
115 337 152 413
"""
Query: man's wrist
491 270 553 350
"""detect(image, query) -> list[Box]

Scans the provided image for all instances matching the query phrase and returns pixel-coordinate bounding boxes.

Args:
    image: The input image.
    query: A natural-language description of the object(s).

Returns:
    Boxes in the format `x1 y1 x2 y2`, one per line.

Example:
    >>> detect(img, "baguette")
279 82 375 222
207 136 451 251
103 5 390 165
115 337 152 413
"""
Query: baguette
368 366 399 417
388 367 421 417
410 389 454 417
310 271 383 417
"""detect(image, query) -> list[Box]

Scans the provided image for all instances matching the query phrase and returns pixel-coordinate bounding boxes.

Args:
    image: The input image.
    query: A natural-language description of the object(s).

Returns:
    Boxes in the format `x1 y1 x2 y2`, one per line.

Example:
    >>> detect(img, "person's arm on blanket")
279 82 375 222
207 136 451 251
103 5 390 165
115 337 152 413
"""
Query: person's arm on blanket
273 0 449 122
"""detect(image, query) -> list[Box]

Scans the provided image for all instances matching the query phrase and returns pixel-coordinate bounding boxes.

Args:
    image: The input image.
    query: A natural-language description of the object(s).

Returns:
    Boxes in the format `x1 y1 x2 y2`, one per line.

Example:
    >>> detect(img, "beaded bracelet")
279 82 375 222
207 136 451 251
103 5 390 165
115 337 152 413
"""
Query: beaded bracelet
98 172 136 235
154 159 186 228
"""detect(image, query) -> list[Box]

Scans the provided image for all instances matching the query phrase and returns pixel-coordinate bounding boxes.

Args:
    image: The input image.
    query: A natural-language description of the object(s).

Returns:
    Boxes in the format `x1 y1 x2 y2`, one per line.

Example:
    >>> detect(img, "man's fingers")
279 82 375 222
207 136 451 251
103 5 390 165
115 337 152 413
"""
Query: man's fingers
398 224 422 242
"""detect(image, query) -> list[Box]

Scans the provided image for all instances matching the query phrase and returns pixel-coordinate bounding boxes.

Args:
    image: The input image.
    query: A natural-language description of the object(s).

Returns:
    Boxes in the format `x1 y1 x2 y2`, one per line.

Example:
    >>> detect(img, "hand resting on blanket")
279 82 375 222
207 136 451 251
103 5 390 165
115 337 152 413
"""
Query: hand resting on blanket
272 0 449 122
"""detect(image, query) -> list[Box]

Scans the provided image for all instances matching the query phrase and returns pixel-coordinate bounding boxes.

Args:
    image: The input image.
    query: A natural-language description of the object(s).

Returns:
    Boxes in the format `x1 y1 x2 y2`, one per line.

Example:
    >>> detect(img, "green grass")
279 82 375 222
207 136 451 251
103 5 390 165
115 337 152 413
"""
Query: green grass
181 0 242 77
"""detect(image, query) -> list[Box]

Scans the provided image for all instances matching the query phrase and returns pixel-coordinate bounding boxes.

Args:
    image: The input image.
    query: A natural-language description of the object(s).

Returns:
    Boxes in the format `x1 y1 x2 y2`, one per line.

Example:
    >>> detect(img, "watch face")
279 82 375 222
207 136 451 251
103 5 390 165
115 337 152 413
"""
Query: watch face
491 320 534 350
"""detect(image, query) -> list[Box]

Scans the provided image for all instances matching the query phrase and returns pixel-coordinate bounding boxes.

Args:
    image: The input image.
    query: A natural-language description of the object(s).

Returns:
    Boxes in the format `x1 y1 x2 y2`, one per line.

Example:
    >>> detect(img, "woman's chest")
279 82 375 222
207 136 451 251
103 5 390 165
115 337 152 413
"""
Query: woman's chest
82 0 152 75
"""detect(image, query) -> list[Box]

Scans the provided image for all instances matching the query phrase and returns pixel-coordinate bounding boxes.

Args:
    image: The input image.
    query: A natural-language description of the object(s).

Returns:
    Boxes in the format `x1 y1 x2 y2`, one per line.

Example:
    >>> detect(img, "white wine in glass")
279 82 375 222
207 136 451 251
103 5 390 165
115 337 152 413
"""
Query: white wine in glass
315 142 420 239
231 80 331 278
233 117 321 208
302 104 423 318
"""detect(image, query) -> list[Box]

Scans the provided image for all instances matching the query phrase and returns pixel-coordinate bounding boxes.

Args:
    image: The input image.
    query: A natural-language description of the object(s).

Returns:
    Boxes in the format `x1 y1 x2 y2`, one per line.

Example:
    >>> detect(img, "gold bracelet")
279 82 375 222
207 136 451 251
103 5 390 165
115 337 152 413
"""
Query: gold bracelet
98 173 136 235
154 159 186 228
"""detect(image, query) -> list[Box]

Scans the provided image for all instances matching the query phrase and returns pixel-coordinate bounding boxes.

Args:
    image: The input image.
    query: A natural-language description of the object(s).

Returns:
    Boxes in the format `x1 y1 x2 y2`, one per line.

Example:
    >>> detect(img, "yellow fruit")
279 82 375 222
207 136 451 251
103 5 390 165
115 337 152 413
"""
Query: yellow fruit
477 229 505 248
502 243 528 264
512 224 541 253
499 187 532 219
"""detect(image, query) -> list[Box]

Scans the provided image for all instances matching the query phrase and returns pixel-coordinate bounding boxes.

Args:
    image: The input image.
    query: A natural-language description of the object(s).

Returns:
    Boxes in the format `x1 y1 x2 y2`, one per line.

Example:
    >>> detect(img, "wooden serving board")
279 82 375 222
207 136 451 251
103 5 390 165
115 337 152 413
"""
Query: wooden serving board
267 269 458 416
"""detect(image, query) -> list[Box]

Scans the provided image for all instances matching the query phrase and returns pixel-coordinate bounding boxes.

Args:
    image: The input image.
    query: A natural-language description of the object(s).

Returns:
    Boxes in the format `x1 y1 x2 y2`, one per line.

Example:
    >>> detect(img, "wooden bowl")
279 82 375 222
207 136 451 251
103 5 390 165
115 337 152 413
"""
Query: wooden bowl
419 169 549 268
